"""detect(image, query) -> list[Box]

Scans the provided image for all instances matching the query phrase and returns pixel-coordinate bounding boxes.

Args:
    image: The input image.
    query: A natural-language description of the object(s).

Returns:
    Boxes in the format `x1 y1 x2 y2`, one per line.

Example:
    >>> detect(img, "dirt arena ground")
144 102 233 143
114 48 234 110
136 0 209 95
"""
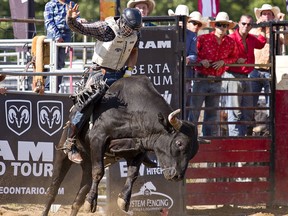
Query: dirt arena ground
1 204 288 216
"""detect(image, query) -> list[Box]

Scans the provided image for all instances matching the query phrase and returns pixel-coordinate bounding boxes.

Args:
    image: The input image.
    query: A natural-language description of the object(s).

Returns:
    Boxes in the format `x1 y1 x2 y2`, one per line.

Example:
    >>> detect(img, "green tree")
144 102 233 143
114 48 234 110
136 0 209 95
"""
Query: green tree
0 0 287 39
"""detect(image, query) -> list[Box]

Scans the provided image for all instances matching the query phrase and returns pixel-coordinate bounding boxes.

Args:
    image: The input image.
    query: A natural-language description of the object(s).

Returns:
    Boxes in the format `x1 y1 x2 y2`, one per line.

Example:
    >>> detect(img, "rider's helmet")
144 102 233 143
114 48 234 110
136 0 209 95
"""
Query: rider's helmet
121 8 142 30
119 8 142 37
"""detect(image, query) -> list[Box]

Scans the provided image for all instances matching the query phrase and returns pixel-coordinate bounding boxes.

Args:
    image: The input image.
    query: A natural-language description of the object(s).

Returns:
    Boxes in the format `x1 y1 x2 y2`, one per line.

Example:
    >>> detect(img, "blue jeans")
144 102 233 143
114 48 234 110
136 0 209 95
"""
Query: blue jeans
104 70 124 86
71 69 124 127
249 69 270 107
226 72 253 136
45 47 66 91
45 32 71 91
190 79 222 136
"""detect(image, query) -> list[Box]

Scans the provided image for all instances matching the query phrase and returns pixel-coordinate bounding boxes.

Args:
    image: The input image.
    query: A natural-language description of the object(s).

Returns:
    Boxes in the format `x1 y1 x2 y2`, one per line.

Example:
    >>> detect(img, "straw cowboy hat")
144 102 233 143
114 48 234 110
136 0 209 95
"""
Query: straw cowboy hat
168 4 189 16
127 0 155 15
209 12 236 29
189 11 208 28
254 4 281 20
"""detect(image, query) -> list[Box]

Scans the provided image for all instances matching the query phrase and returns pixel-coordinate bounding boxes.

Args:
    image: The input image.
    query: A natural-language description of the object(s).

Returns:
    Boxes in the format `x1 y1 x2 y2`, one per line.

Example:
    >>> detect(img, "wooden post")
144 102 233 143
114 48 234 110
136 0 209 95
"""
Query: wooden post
99 0 118 21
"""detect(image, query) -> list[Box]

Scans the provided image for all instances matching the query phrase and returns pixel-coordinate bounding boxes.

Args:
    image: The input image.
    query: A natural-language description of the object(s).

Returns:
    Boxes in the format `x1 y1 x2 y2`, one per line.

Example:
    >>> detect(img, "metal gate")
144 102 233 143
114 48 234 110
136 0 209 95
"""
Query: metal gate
184 21 288 208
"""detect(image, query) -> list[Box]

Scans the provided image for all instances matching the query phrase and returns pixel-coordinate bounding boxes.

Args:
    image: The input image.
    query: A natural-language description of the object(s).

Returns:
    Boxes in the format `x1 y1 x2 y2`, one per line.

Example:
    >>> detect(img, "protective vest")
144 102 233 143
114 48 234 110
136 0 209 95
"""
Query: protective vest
92 17 138 70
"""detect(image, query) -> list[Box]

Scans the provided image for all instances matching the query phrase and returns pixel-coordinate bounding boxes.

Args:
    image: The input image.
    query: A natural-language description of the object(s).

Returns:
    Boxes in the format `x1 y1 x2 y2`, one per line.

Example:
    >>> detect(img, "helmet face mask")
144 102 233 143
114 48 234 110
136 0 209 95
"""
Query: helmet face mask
119 18 134 37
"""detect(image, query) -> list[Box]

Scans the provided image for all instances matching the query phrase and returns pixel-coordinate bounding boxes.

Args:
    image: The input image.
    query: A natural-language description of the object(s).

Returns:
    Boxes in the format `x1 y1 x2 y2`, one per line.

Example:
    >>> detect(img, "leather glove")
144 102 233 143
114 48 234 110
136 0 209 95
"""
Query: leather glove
123 67 133 78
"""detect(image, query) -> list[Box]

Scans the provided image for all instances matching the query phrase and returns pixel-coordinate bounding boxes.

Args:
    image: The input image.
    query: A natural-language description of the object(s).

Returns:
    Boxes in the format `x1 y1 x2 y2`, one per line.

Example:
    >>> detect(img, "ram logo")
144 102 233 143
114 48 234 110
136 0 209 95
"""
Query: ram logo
37 101 63 136
5 100 32 136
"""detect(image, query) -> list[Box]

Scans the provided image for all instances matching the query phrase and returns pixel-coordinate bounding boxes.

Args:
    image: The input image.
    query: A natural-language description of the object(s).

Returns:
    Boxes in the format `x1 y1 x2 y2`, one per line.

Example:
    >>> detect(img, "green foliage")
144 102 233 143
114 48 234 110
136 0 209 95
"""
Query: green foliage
0 0 287 40
120 0 196 16
220 0 286 21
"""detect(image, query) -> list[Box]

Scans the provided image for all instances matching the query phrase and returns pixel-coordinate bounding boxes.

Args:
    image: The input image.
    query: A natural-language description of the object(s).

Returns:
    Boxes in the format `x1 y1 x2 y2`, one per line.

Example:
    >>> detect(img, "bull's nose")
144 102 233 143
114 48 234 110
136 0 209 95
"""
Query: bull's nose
172 174 183 181
163 169 183 181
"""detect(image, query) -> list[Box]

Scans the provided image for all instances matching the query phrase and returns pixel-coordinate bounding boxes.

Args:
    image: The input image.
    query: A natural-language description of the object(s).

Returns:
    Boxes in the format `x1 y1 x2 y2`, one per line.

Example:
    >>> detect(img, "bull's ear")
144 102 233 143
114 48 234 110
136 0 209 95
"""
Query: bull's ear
158 112 165 124
158 112 174 133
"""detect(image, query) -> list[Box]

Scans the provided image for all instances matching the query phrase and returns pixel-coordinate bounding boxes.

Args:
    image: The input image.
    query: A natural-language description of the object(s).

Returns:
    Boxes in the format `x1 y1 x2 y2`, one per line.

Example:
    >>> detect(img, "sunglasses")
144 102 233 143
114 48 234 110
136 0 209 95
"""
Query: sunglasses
241 22 252 27
215 23 229 28
188 20 202 27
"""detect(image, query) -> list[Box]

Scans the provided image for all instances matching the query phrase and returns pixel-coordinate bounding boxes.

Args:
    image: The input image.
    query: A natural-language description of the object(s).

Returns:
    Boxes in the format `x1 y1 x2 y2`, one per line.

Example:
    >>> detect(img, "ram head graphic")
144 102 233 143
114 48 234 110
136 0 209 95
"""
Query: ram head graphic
37 101 63 136
5 100 32 136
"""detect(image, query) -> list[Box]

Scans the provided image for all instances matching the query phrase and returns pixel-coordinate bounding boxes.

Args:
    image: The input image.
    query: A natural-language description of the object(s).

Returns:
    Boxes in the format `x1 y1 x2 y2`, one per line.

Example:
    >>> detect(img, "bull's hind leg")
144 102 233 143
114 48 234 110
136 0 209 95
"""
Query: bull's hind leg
42 150 72 216
117 153 145 212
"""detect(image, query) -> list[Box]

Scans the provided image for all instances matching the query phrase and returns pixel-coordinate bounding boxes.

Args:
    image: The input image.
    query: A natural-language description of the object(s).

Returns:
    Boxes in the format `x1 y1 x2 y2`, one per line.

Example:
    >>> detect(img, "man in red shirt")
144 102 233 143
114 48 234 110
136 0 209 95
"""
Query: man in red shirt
226 14 266 136
191 12 238 136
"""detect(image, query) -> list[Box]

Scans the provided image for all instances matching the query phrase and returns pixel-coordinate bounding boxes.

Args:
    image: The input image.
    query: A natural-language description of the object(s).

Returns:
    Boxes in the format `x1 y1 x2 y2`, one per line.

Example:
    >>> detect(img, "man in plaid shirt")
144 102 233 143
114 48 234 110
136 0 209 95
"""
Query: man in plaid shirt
44 0 85 90
61 3 142 163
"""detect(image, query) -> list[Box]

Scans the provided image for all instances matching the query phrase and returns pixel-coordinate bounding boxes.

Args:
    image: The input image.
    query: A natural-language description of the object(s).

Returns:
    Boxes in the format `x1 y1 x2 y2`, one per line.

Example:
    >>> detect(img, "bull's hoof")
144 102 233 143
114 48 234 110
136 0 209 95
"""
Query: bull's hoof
117 197 129 212
83 201 91 212
83 200 97 213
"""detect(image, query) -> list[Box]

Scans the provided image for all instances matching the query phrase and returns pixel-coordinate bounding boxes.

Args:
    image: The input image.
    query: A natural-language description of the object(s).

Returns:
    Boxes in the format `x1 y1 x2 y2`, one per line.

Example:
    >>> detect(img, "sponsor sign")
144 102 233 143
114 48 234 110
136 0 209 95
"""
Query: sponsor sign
0 93 81 204
107 158 185 216
134 26 183 109
107 27 185 216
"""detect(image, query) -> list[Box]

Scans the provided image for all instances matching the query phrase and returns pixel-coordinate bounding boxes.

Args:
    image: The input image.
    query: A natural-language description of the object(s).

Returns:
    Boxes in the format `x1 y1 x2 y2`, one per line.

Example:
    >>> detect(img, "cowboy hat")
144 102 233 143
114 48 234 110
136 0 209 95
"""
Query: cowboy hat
209 12 236 29
127 0 155 15
254 4 280 20
168 4 189 16
188 11 208 28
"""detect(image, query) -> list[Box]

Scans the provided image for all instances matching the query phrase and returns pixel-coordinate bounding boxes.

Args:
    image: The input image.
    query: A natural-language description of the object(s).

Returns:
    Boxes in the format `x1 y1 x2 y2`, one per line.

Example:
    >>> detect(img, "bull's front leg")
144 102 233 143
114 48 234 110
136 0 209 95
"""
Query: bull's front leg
42 150 72 216
117 153 145 212
83 141 105 213
70 155 92 216
42 127 73 216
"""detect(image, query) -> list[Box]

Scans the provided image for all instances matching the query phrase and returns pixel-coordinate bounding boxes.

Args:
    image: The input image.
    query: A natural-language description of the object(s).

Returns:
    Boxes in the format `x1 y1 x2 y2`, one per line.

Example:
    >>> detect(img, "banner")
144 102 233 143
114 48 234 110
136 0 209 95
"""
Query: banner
9 0 36 39
0 93 82 204
198 0 220 18
132 26 181 110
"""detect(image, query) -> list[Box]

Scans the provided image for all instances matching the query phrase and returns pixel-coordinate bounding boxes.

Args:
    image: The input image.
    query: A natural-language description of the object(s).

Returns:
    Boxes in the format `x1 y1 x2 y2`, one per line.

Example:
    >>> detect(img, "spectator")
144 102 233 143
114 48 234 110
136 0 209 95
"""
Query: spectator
187 11 207 34
191 12 238 136
44 0 85 91
249 4 288 110
186 11 207 121
168 5 198 121
63 4 142 163
226 14 266 136
127 0 155 26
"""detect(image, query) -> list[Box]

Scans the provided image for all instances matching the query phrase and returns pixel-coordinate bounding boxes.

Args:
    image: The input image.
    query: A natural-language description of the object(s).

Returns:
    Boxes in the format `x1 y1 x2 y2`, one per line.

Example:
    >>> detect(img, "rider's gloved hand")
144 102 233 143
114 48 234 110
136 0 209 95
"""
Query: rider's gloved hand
123 66 133 78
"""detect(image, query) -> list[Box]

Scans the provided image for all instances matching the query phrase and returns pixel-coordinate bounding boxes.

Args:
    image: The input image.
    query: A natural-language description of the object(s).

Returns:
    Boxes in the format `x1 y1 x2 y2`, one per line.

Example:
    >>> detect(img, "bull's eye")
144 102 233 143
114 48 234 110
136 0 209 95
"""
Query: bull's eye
176 140 182 148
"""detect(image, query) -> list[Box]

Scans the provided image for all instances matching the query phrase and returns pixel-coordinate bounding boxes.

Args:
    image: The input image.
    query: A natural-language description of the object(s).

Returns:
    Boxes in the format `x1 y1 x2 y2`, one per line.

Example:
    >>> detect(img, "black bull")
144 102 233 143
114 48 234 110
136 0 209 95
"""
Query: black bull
42 75 199 216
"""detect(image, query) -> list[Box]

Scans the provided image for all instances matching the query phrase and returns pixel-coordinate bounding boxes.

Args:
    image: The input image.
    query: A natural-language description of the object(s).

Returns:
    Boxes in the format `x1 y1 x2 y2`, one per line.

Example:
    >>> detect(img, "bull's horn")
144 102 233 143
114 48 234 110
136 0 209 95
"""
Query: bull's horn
168 109 182 130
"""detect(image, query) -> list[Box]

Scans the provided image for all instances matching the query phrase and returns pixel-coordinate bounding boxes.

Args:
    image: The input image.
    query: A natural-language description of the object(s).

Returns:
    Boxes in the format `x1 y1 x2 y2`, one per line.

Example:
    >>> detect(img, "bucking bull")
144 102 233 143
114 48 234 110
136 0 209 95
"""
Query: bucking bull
42 75 199 216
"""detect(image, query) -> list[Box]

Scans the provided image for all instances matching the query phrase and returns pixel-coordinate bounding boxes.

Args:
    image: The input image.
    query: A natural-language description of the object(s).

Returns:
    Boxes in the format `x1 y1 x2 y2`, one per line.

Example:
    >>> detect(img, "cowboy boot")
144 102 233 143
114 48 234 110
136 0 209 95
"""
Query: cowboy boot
67 145 83 164
64 124 83 164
